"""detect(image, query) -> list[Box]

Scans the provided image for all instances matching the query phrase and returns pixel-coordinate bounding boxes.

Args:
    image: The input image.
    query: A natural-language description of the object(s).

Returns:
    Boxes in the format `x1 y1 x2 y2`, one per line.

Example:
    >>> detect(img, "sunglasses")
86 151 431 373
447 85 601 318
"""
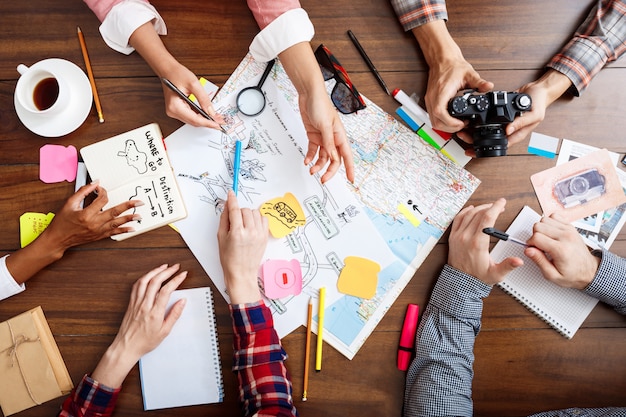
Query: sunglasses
314 44 366 115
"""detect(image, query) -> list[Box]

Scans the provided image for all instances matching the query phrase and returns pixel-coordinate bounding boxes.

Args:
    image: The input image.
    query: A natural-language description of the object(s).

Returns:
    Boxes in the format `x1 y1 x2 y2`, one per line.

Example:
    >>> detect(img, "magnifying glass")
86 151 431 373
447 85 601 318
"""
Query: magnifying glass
236 59 276 117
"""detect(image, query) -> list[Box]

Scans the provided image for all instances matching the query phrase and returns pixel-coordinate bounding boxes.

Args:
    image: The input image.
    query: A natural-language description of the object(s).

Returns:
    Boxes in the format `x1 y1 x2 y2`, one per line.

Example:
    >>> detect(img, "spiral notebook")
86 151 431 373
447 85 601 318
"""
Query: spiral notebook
138 287 223 410
491 206 599 338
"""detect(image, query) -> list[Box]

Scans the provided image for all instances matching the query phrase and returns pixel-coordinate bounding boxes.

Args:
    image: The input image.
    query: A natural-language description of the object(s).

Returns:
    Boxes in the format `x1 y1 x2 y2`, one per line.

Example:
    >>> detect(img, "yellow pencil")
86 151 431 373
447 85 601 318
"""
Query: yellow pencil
315 287 326 372
77 26 104 123
302 297 313 401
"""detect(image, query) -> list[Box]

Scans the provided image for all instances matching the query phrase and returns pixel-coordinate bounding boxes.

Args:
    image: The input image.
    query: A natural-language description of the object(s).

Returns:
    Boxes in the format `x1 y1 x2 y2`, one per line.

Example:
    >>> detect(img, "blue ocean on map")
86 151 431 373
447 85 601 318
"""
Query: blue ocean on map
324 207 444 346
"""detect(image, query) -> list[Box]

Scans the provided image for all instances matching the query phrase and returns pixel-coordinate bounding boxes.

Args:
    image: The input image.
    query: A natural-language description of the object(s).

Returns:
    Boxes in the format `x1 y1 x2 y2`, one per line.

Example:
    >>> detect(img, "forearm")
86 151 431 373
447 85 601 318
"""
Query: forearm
230 302 296 416
128 22 179 78
279 42 326 98
5 231 65 285
584 250 626 315
411 20 464 69
404 265 491 417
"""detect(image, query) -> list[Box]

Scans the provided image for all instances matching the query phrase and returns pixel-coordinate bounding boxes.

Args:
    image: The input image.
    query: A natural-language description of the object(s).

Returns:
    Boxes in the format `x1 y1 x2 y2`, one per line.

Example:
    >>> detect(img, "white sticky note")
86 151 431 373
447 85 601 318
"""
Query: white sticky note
528 132 559 158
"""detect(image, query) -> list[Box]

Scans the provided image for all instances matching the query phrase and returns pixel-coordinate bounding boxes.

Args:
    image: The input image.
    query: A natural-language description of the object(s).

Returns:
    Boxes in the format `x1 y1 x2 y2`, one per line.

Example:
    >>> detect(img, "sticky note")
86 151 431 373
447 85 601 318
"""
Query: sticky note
260 192 306 238
337 256 380 299
20 212 55 248
40 144 78 183
261 259 303 299
528 132 559 158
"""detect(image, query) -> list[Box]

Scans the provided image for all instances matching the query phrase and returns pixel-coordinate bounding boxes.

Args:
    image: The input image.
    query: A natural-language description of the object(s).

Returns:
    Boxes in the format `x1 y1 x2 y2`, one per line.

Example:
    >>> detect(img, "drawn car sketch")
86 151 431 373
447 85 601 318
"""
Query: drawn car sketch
554 168 606 208
117 139 148 174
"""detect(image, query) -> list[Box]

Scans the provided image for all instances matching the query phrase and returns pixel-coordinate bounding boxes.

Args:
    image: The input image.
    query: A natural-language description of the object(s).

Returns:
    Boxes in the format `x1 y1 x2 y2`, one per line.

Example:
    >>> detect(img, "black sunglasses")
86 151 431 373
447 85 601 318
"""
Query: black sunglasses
314 44 366 114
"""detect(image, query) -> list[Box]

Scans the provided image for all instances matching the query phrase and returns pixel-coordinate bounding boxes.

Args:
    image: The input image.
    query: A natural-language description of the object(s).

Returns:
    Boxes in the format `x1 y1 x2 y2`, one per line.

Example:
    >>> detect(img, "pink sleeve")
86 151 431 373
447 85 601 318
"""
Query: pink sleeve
83 0 150 22
246 0 301 29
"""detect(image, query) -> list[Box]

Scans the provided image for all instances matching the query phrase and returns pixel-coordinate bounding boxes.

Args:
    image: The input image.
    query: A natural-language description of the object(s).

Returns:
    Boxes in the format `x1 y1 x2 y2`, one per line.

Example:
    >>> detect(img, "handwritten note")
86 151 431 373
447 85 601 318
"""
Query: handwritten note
20 212 55 247
260 192 306 238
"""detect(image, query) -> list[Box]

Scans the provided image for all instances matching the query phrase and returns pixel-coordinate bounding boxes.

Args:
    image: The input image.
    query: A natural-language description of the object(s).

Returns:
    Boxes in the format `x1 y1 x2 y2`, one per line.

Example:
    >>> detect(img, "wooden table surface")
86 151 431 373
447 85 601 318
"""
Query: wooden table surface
1 1 625 416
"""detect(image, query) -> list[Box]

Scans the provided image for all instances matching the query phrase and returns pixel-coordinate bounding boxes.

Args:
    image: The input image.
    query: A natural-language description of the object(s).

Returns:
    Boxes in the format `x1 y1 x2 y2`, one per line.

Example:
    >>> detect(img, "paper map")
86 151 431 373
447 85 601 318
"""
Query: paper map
166 55 480 359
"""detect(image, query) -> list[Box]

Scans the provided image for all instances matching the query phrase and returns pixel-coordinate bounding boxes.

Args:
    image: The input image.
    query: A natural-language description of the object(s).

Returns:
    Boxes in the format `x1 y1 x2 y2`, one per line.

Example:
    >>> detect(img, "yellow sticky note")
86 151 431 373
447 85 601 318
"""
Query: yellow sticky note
337 256 380 299
19 212 55 248
260 193 306 238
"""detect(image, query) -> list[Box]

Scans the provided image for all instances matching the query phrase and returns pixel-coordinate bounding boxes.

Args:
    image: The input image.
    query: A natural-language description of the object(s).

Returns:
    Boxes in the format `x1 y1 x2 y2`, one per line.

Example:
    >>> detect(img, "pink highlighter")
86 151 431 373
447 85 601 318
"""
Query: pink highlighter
397 303 419 371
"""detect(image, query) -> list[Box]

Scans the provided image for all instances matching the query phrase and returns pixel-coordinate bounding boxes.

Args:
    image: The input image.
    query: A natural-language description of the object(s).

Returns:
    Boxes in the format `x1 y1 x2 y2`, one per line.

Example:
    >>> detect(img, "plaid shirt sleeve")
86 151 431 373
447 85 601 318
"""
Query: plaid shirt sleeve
390 0 448 32
403 264 492 417
548 0 626 95
57 374 120 417
584 249 626 315
230 301 298 417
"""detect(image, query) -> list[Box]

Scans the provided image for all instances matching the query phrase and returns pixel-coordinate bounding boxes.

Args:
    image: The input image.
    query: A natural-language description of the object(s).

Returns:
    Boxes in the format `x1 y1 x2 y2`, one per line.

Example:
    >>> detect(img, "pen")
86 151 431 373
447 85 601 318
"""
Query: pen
233 140 242 195
77 26 104 123
397 303 419 371
302 297 313 401
315 287 326 372
482 227 529 247
161 78 228 134
347 29 390 95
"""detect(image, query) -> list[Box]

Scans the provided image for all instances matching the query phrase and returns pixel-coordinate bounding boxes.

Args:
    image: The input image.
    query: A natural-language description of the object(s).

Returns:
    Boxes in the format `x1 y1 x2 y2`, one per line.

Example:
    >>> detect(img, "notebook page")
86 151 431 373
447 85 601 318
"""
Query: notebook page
493 206 599 338
139 287 223 410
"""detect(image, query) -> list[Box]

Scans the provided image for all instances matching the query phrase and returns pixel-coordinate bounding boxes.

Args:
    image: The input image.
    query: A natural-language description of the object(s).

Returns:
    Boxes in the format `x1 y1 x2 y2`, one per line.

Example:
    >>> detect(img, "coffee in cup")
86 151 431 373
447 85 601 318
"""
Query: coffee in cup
16 63 70 117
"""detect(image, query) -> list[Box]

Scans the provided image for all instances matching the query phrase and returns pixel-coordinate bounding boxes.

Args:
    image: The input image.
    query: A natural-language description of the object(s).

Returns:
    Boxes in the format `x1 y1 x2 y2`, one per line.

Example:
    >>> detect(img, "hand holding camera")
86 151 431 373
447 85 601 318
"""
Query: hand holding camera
448 90 532 157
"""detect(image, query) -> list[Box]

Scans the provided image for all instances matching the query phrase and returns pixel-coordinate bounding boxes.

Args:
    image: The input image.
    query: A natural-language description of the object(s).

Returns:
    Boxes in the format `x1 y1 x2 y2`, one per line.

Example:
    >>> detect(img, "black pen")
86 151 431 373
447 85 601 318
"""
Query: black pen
482 227 529 247
161 78 228 134
347 30 390 95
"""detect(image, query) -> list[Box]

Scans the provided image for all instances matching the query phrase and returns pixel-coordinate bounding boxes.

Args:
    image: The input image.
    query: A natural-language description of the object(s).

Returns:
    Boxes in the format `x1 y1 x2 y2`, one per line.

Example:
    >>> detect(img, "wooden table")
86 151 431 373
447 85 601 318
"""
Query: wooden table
1 1 625 416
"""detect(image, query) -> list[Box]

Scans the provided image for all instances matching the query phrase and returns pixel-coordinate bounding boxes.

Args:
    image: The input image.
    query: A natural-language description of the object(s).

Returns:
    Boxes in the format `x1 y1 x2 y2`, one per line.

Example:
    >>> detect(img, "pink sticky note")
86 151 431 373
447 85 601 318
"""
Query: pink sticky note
40 144 78 183
261 259 303 299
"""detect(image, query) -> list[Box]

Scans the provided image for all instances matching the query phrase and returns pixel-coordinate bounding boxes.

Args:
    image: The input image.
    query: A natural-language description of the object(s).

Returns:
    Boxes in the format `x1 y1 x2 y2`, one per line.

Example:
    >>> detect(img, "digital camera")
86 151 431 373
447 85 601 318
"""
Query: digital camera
448 90 532 157
554 168 606 208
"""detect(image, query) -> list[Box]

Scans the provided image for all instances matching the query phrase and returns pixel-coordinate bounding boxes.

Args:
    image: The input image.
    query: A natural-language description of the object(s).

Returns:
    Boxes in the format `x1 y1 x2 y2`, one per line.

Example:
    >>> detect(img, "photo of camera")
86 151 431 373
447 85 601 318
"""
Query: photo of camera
554 168 606 208
448 90 532 157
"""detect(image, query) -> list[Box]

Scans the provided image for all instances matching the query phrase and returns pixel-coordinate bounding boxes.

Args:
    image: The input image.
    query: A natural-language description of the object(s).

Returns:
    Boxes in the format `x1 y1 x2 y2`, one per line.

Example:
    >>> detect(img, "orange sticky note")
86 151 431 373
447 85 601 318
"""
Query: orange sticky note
337 256 380 299
260 192 306 238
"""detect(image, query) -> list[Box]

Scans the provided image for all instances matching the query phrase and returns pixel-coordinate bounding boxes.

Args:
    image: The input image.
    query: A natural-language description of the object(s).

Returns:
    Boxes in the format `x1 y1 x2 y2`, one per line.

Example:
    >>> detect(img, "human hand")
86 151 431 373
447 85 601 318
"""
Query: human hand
424 57 494 134
92 264 188 387
42 182 142 253
217 190 268 304
161 63 226 129
525 213 599 289
448 199 523 285
299 88 355 183
505 69 573 147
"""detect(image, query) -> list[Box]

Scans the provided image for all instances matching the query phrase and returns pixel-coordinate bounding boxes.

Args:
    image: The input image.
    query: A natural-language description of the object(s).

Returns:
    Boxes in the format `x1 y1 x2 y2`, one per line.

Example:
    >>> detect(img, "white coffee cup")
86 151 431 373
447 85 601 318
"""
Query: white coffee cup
16 63 70 117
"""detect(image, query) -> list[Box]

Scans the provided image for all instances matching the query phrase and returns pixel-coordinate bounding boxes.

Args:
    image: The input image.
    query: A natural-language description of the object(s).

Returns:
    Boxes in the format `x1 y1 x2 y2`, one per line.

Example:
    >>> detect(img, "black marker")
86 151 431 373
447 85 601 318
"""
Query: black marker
482 227 529 247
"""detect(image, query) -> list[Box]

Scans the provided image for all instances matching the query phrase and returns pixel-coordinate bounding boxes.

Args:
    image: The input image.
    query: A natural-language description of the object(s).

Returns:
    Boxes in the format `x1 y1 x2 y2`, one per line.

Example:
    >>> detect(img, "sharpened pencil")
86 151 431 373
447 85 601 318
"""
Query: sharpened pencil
77 26 104 123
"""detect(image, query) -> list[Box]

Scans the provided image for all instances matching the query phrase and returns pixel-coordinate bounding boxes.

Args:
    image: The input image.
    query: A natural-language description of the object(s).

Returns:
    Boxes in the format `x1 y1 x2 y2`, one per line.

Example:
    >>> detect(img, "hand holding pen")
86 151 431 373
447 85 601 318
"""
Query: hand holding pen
161 75 226 131
448 199 523 285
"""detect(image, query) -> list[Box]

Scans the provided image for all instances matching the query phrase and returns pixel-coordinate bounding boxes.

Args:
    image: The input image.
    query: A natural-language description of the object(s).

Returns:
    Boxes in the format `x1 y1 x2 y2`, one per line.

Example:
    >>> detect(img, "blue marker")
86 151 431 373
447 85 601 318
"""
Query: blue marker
233 140 242 195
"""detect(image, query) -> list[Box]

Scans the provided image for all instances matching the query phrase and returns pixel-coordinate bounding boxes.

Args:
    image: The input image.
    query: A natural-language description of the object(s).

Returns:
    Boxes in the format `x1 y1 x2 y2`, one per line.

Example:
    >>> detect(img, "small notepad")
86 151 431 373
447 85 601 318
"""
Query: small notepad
492 206 599 338
138 287 223 410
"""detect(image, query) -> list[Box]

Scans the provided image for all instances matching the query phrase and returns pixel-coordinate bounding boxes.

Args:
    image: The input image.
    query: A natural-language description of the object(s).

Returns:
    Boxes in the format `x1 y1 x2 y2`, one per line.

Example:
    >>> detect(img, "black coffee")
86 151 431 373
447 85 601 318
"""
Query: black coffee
33 77 59 110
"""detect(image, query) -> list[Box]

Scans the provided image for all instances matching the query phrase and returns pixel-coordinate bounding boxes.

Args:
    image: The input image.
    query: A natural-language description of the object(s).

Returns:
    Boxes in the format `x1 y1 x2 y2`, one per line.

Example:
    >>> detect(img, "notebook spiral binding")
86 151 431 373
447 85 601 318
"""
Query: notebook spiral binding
497 281 573 339
205 288 225 401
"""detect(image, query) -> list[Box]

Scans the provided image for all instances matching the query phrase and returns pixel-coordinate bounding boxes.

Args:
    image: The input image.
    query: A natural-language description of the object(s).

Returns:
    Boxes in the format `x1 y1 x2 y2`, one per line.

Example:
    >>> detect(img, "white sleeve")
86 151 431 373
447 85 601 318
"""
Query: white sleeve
249 8 314 62
98 0 167 55
0 255 25 301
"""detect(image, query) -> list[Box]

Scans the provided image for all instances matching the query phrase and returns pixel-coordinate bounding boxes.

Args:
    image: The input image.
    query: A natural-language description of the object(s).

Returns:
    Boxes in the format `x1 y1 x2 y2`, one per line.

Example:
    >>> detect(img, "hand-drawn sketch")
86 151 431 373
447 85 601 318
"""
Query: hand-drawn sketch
117 139 148 174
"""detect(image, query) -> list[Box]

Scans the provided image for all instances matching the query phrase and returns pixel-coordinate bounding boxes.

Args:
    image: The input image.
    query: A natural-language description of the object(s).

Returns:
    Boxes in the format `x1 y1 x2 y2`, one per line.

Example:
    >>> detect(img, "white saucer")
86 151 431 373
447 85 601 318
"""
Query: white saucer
14 58 93 138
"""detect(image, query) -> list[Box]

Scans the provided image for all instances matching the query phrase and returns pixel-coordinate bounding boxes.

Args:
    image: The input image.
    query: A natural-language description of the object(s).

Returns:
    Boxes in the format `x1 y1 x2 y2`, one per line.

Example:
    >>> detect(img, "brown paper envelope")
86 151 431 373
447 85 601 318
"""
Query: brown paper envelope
0 307 67 416
31 307 73 393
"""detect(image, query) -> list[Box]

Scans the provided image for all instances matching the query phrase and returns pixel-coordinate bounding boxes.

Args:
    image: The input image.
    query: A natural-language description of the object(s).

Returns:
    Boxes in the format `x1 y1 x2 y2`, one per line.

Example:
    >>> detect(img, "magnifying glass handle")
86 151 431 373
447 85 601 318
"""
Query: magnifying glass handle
257 59 276 88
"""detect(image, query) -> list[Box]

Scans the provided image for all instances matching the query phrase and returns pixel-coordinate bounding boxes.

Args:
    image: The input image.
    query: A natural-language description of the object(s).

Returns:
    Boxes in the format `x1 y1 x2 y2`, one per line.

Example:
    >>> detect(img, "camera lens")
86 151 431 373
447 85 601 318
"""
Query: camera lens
472 124 508 157
569 176 590 195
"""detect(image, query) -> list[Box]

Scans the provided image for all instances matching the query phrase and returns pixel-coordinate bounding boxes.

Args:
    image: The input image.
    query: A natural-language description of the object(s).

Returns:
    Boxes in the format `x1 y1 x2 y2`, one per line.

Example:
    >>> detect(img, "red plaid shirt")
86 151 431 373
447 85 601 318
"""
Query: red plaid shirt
58 301 296 417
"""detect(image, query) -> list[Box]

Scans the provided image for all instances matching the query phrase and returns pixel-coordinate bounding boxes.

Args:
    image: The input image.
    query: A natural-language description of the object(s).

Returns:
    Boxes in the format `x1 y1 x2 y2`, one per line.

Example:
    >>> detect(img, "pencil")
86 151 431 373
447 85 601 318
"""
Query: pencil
347 29 390 95
77 26 104 123
315 287 326 372
233 140 242 195
302 297 313 401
